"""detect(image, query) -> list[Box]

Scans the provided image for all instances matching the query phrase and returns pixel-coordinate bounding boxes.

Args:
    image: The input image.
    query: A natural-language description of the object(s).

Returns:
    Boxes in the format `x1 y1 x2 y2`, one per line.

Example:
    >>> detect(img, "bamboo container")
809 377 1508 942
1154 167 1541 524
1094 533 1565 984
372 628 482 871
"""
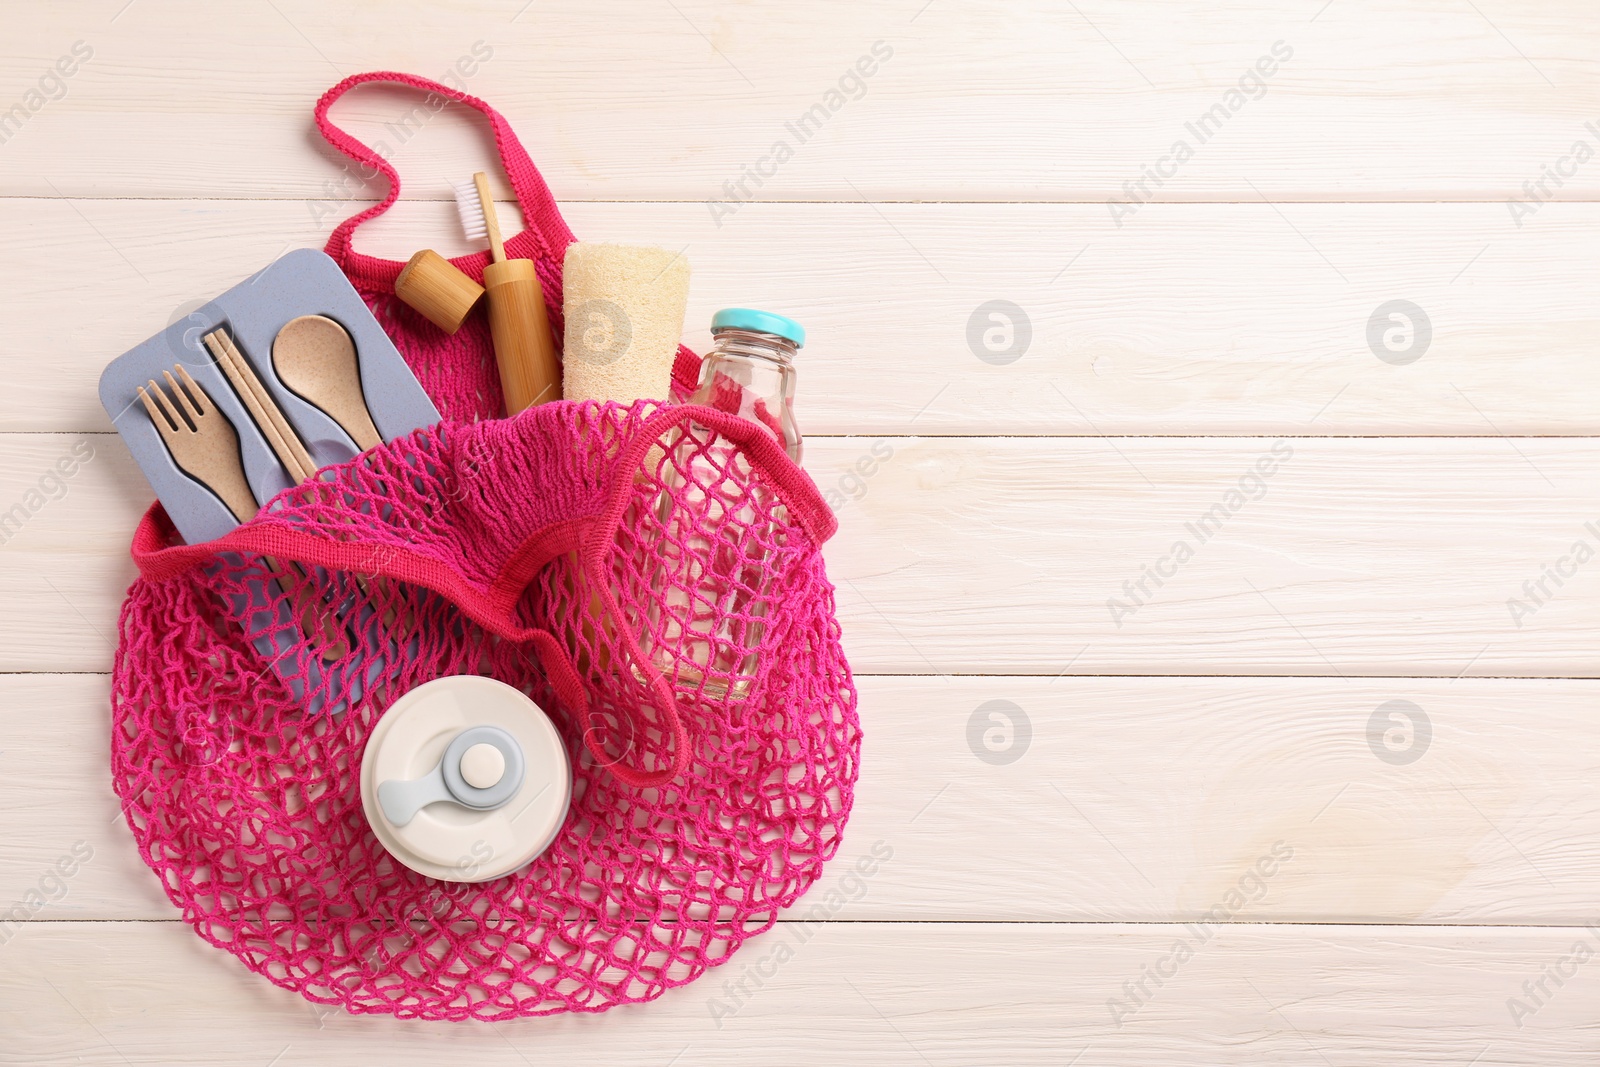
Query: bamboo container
395 250 484 335
484 257 562 412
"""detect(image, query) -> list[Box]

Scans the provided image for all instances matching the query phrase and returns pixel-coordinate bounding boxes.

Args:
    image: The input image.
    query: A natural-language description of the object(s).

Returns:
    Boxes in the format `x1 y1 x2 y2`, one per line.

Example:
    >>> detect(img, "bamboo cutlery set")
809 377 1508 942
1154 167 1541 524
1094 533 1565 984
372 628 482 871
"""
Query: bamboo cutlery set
100 249 442 709
100 249 439 544
138 319 373 528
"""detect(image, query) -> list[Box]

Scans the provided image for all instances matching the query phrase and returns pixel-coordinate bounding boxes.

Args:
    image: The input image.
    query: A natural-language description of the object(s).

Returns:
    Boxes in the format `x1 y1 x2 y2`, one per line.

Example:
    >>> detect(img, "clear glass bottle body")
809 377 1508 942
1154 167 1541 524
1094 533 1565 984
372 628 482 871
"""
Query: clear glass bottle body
687 328 802 463
645 327 802 702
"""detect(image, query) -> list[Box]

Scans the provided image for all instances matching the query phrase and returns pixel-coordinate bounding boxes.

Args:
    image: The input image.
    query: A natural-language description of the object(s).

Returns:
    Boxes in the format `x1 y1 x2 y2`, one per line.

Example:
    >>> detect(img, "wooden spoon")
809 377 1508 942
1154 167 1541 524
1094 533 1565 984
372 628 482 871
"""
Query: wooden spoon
272 315 382 450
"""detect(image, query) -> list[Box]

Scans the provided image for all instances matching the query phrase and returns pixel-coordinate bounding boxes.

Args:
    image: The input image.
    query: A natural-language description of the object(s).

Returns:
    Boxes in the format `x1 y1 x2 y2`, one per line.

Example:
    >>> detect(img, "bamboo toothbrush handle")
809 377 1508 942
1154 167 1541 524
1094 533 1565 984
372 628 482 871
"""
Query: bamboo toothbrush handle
470 173 560 412
484 259 563 413
474 172 506 264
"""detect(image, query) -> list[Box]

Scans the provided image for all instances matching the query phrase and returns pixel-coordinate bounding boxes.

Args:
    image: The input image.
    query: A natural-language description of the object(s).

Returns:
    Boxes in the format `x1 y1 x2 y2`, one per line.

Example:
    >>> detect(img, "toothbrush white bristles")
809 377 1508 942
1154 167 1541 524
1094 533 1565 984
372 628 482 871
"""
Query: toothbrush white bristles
451 178 488 242
453 172 508 264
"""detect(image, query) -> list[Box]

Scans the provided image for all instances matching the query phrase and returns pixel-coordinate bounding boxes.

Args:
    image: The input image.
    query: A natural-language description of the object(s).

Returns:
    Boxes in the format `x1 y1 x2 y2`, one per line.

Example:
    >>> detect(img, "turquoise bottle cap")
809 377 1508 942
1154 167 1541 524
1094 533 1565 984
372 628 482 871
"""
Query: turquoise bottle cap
711 308 805 348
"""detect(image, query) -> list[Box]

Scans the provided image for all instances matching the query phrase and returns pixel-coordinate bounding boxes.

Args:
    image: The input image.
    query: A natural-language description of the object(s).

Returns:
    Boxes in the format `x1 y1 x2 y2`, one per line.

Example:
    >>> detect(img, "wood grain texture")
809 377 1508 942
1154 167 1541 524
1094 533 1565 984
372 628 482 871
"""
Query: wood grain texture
2 1 1599 202
5 673 1597 924
3 921 1599 1065
4 433 1595 675
6 0 1600 1058
7 197 1600 436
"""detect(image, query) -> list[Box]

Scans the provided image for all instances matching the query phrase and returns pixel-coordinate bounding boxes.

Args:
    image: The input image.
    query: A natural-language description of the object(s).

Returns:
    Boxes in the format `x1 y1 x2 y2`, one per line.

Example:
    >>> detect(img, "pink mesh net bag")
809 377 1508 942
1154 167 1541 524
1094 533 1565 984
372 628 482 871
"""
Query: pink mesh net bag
108 73 861 1021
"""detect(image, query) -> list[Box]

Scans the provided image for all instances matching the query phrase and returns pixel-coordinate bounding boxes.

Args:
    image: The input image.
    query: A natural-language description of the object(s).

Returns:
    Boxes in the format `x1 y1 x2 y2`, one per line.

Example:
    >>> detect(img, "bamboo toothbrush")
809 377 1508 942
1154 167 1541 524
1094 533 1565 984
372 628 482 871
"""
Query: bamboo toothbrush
453 173 563 414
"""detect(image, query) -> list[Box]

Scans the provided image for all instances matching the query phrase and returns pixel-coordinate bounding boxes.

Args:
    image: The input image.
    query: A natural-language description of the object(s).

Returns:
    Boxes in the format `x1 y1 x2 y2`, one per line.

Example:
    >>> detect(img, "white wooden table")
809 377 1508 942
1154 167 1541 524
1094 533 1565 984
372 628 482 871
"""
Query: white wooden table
3 1 1598 1062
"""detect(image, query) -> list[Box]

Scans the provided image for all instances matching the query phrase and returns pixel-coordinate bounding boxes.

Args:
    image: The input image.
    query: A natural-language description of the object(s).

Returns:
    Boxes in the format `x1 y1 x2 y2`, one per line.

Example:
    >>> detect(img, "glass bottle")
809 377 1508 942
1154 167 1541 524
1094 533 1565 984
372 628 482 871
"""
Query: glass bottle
646 309 804 702
686 309 803 463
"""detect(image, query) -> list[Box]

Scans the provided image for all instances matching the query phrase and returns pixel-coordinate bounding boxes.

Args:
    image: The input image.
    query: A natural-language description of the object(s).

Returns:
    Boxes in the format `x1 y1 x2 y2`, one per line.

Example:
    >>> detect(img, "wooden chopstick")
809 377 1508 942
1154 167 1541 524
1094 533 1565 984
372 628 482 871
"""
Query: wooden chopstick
201 328 357 660
203 328 316 483
200 326 394 625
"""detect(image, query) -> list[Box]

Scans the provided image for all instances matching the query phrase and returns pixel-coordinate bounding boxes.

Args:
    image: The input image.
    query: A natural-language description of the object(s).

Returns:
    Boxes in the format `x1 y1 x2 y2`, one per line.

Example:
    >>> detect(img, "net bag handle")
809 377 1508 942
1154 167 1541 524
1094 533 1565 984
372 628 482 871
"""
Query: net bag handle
312 71 703 394
309 71 826 550
569 402 837 785
314 71 572 289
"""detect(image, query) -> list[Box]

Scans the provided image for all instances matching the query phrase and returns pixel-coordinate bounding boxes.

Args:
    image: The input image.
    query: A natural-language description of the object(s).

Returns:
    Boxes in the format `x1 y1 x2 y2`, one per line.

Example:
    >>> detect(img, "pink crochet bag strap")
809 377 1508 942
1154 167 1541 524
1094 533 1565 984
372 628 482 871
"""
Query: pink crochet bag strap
315 71 571 289
313 71 702 394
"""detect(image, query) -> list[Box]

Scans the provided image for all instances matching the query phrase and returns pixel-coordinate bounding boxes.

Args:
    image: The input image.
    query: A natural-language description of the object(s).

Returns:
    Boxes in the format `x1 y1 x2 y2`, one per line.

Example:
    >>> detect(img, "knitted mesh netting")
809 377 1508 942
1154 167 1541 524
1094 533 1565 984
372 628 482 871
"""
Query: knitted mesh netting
110 390 861 1020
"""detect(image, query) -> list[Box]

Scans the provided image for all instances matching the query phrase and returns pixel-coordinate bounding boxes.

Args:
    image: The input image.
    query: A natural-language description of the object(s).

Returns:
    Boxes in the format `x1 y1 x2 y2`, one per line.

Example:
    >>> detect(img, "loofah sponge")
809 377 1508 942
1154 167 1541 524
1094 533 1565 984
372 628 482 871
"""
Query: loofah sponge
561 243 691 404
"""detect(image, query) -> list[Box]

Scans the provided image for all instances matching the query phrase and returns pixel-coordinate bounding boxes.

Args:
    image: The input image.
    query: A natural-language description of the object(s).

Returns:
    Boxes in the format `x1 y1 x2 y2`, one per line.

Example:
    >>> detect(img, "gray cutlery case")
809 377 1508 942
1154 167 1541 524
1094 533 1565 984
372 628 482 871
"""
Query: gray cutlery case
99 248 444 713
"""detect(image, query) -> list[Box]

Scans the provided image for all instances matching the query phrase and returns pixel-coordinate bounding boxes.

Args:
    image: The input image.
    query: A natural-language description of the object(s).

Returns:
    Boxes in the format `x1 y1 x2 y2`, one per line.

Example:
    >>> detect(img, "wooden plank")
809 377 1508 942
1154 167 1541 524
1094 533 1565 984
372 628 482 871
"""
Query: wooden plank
823 436 1600 677
8 197 1600 437
6 673 1598 923
10 1 1600 1059
3 433 1596 676
2 921 1598 1063
2 2 1600 201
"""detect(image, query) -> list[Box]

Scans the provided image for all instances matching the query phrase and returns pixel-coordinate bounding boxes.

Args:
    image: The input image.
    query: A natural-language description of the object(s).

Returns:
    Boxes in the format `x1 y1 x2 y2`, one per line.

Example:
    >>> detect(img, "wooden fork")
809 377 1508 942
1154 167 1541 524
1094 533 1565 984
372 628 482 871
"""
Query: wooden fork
138 366 257 523
140 365 349 661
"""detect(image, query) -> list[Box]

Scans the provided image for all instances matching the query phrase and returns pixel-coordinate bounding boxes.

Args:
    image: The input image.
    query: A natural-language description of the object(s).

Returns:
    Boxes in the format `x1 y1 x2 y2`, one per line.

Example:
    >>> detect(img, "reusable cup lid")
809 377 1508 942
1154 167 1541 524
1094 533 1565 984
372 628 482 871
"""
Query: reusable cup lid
359 675 572 883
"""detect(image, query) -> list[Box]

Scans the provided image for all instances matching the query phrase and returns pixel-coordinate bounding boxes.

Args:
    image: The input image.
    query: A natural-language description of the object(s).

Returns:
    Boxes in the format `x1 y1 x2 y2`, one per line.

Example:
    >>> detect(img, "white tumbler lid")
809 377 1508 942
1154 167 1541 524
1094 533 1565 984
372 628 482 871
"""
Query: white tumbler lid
360 675 571 883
